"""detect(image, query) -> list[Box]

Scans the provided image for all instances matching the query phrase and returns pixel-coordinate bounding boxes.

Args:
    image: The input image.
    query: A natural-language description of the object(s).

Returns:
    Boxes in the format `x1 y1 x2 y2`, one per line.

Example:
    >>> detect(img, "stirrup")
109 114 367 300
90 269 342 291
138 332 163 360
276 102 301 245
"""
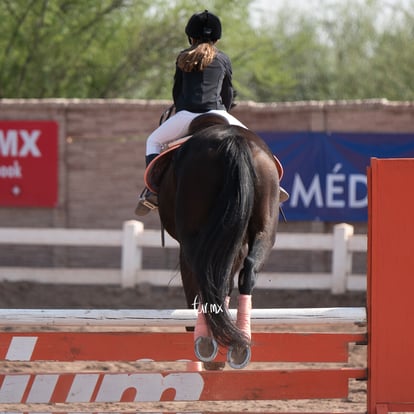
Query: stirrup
280 187 289 203
139 187 158 209
140 198 158 210
135 188 158 216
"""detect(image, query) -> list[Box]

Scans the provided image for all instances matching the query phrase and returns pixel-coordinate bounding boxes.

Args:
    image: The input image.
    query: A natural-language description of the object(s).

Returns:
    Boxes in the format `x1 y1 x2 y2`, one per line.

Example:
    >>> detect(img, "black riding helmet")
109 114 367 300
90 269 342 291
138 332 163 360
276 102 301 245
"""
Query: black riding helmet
185 10 222 42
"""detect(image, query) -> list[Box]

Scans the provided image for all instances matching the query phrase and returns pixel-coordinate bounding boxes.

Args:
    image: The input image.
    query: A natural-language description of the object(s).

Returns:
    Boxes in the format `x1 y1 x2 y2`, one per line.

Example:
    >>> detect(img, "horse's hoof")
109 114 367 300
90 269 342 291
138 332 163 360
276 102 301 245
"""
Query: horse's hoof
227 344 251 369
194 336 218 362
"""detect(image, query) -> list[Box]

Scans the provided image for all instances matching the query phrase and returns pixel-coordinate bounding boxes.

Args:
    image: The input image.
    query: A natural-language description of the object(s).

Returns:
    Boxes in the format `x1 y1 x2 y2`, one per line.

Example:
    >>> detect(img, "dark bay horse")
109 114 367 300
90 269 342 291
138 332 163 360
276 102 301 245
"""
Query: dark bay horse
154 114 281 368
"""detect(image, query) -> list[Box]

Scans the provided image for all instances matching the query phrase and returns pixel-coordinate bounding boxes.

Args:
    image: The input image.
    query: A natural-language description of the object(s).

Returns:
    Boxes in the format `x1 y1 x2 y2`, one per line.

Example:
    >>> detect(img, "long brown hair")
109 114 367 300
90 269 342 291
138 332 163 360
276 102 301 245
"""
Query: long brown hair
177 41 217 72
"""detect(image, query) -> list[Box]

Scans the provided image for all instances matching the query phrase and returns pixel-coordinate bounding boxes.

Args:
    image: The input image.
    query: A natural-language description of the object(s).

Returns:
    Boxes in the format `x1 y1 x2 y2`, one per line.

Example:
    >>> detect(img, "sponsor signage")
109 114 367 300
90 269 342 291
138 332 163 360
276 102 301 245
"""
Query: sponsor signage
260 131 414 221
0 121 58 207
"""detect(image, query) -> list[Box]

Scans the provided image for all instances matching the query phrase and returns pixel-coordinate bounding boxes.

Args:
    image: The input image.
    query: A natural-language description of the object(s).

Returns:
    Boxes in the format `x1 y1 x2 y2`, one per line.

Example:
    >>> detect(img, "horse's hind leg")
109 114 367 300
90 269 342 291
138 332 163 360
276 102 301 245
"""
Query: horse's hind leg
227 255 255 369
228 219 279 369
227 149 280 368
180 250 219 362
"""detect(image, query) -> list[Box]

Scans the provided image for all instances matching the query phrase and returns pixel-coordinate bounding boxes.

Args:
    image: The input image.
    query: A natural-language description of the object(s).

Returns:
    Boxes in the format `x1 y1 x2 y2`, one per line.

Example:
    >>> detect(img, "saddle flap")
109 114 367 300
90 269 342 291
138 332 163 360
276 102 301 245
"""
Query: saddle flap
273 155 284 180
144 141 185 193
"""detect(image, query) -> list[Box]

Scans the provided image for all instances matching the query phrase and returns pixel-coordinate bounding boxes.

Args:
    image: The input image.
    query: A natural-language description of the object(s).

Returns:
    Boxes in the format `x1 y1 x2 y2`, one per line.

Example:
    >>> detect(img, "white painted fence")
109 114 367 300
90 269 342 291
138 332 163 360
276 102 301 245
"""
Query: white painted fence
0 221 366 294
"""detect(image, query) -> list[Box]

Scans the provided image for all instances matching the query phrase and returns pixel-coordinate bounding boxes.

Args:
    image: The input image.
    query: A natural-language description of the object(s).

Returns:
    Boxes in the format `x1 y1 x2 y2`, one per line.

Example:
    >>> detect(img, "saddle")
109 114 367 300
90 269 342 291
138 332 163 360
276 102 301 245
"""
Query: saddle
144 139 186 193
144 114 285 196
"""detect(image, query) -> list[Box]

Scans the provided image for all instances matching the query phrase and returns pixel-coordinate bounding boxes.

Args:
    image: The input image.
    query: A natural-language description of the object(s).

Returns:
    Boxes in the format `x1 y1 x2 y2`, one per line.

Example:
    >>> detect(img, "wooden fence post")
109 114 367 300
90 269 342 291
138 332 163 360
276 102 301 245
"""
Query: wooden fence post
331 223 354 294
121 220 143 287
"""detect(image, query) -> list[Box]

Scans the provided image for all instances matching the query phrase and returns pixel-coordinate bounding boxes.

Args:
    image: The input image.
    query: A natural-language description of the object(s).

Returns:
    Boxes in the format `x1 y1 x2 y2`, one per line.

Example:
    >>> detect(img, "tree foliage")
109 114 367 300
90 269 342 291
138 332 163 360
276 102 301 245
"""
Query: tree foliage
1 0 413 101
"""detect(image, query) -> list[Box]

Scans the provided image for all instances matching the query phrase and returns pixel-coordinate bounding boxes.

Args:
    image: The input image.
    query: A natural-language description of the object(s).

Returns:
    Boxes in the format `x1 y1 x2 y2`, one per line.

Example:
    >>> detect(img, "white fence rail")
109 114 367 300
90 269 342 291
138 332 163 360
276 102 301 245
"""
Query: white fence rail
0 221 367 294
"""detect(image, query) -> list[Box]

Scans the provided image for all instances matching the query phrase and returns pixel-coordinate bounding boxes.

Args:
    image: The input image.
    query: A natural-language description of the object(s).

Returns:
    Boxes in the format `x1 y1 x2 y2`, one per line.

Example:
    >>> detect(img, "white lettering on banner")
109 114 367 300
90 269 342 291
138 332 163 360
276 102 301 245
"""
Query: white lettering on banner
326 164 345 208
0 373 204 403
290 174 323 207
290 164 367 209
0 129 41 157
349 174 367 207
0 160 23 178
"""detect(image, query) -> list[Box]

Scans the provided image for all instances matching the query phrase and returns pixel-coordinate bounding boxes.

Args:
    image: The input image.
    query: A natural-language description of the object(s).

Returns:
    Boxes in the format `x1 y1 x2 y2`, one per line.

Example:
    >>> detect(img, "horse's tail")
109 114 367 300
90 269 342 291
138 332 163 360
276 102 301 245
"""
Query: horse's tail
190 133 256 349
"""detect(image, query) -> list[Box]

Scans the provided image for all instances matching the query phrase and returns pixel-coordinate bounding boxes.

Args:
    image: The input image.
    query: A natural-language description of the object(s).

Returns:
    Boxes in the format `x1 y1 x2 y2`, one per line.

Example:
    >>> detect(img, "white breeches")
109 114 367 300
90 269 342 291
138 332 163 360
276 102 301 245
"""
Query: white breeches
146 109 247 155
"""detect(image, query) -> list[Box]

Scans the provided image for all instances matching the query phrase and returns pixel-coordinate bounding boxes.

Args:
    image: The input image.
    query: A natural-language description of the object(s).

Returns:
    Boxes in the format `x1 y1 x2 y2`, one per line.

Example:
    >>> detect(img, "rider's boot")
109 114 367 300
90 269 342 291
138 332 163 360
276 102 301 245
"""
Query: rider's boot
135 154 159 216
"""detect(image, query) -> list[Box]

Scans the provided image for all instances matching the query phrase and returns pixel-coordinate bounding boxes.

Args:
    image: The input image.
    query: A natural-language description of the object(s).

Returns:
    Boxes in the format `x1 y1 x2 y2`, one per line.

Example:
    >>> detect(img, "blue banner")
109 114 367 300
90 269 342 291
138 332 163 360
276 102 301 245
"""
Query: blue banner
259 132 414 222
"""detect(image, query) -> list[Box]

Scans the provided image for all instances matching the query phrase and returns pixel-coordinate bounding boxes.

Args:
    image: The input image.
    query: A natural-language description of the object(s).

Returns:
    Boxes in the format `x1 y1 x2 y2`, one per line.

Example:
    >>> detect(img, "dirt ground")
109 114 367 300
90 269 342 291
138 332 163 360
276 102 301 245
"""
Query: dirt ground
0 281 366 309
0 282 367 413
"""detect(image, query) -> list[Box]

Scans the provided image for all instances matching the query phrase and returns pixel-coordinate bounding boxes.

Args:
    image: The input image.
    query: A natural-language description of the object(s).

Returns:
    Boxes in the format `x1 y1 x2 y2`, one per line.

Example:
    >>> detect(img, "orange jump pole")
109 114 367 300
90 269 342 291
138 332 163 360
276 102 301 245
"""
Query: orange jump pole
368 158 414 414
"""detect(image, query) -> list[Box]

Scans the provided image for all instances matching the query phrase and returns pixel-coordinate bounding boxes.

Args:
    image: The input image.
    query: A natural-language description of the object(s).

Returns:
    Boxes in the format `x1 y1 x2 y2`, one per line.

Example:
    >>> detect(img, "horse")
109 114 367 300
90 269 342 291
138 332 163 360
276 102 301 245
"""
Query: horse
150 113 281 368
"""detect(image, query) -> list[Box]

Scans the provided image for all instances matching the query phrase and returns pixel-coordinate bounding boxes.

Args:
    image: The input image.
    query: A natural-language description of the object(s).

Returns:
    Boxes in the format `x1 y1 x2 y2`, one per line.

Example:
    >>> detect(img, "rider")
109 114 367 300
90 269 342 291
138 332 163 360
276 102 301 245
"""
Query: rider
135 10 246 216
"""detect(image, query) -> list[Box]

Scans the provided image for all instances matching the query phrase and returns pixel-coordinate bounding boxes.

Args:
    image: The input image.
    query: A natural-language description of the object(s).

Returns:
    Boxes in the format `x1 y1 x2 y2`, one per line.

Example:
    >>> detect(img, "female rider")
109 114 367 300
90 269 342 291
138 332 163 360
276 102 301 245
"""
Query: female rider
135 10 246 216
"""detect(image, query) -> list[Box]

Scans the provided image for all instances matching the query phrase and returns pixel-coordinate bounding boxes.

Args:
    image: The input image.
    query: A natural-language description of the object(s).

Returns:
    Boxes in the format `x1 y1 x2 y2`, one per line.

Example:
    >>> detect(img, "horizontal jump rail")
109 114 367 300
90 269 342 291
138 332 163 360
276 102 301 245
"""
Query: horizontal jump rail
0 331 366 362
0 308 367 413
0 368 366 403
0 307 366 327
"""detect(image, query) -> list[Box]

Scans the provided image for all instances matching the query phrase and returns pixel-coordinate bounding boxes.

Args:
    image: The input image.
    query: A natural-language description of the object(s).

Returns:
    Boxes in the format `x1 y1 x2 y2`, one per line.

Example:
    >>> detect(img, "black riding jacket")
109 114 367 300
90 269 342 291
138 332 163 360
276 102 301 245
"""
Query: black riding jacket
172 50 234 113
